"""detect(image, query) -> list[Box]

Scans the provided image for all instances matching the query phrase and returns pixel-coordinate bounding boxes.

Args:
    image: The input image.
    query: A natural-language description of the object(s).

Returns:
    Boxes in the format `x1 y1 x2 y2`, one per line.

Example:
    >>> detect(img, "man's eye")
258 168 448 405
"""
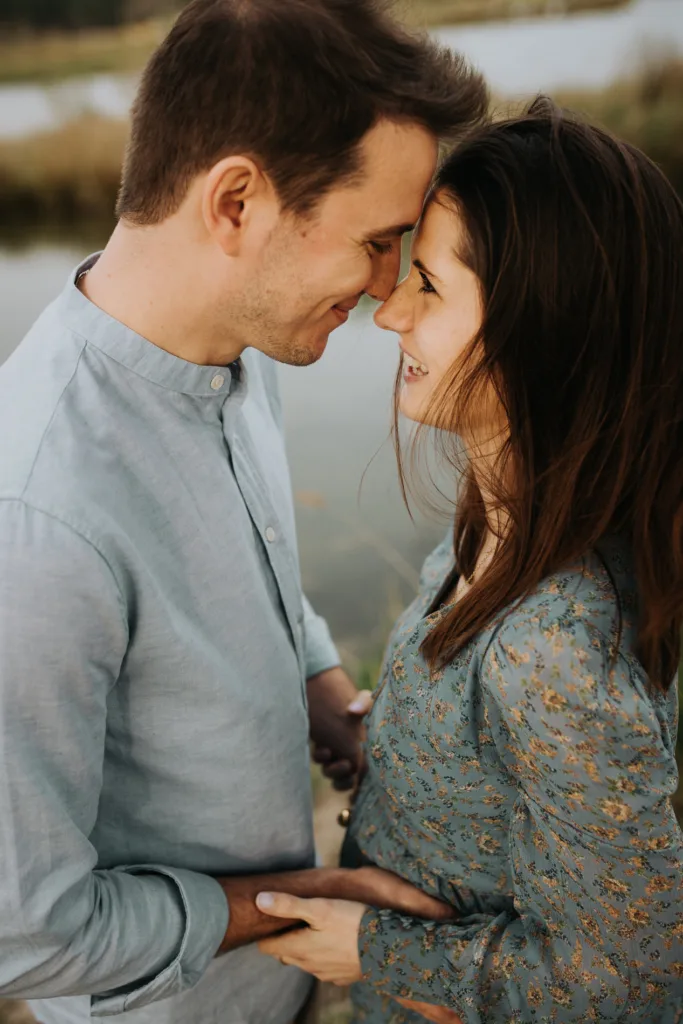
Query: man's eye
369 241 394 255
418 271 436 295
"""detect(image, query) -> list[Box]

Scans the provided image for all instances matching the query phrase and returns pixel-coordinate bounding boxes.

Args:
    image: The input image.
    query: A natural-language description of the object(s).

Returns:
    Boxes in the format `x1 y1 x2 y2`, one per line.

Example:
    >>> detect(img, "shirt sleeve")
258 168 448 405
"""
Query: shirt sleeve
302 594 341 679
0 500 228 1014
358 615 683 1022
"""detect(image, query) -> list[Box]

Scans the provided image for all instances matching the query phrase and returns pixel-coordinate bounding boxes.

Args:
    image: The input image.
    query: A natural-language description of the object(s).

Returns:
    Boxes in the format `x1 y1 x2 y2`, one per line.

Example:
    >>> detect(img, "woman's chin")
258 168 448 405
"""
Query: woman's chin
399 391 431 426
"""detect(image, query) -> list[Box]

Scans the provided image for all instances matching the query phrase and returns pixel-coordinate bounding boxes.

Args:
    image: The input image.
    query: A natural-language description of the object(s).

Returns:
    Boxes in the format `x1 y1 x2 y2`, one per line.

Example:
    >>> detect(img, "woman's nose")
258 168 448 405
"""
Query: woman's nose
374 280 412 333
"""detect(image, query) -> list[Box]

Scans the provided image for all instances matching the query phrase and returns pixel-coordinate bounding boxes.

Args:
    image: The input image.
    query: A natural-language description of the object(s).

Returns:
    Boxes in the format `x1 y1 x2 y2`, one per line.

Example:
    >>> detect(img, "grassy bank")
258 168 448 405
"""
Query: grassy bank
0 0 628 84
0 19 169 84
1 57 681 228
0 115 127 226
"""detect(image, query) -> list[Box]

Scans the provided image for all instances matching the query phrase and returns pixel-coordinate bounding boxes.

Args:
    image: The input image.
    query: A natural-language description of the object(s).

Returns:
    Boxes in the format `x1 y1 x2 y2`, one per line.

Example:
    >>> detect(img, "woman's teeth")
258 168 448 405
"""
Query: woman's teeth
404 354 429 376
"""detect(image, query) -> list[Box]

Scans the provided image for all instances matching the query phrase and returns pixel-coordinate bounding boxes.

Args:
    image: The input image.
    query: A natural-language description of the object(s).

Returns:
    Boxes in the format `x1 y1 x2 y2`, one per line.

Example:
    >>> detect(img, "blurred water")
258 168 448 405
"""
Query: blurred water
0 0 681 139
436 0 683 96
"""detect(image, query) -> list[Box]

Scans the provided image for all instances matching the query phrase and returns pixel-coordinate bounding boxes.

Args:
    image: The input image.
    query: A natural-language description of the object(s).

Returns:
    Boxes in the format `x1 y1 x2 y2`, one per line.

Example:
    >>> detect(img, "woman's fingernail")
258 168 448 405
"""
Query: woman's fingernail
256 892 274 909
349 698 367 712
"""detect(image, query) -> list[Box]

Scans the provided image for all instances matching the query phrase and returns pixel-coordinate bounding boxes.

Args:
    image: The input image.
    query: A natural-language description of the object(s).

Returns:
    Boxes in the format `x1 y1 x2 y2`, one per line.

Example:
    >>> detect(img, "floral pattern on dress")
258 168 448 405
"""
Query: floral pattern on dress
349 534 683 1023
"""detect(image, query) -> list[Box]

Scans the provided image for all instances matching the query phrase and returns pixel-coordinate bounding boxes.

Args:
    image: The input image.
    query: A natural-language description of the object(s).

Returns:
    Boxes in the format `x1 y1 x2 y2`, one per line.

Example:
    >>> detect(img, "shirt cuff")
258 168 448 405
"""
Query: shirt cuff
302 599 340 679
91 866 228 1017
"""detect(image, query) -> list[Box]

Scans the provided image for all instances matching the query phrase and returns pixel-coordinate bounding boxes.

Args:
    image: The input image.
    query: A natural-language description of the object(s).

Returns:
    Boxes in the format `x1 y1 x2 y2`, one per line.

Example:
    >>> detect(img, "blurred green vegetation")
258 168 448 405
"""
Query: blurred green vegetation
554 59 683 196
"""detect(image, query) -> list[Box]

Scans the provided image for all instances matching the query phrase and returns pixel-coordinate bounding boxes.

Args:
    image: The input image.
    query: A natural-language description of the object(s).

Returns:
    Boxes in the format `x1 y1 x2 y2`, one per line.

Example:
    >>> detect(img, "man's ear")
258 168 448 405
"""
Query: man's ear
201 156 275 256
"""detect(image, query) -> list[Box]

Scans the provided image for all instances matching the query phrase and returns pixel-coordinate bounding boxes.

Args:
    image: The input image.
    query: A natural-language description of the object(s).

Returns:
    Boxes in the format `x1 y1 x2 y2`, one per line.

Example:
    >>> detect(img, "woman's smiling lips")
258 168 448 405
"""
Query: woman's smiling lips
400 344 429 383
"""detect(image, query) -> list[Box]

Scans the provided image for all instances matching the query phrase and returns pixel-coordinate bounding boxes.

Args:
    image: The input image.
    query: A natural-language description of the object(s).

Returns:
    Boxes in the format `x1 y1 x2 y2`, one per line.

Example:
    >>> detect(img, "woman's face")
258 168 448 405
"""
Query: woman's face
375 198 485 431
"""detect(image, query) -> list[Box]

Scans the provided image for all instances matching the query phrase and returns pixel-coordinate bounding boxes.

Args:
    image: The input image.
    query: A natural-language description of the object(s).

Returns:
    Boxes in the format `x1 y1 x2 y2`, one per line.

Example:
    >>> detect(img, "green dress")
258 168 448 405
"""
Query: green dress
348 534 683 1023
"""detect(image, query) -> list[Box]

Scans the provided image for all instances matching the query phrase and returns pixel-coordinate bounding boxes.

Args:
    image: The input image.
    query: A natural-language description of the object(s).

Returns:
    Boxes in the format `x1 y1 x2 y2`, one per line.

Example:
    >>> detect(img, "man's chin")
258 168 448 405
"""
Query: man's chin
279 334 331 367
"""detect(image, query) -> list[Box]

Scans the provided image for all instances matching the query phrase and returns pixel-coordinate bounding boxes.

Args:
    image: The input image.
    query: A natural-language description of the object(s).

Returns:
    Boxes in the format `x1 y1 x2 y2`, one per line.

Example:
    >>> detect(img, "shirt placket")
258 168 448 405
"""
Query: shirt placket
221 387 306 693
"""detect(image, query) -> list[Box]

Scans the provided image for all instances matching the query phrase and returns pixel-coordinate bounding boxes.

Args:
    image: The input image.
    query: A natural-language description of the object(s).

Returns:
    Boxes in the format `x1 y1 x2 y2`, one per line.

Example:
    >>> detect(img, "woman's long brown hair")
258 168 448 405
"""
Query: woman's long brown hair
397 98 683 692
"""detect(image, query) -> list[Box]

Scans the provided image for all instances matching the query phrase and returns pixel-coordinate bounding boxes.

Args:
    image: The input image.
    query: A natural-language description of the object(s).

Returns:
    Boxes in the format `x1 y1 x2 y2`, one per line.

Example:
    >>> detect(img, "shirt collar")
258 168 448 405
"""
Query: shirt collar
59 254 242 399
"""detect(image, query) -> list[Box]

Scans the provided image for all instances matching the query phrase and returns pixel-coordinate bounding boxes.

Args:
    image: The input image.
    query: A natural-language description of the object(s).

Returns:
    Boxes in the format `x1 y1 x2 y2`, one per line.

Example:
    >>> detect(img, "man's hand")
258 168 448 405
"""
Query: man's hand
306 666 372 790
395 999 464 1024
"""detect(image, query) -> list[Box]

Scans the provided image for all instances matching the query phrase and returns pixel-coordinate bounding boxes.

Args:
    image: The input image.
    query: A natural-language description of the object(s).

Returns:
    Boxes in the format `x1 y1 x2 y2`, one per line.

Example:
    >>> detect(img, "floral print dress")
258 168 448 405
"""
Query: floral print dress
348 534 683 1023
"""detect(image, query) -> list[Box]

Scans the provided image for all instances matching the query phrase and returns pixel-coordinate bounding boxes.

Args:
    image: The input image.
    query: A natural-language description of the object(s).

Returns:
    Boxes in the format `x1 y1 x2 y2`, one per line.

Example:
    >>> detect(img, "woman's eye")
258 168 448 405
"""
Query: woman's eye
418 271 436 295
369 241 394 255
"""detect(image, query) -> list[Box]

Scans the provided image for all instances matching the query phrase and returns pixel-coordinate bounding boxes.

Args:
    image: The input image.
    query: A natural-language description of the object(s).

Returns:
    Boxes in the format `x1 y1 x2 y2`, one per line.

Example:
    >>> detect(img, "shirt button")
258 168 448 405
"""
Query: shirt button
210 373 225 391
265 526 276 543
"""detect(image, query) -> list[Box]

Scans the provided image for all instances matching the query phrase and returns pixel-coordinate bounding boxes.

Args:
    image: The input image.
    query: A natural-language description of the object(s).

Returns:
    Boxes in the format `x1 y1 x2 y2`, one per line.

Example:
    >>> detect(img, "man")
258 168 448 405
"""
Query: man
0 2 487 1022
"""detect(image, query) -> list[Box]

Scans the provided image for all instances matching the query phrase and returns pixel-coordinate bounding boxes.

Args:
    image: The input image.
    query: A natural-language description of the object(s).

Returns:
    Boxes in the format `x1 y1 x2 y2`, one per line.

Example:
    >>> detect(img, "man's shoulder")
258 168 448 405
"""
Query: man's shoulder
0 301 89 500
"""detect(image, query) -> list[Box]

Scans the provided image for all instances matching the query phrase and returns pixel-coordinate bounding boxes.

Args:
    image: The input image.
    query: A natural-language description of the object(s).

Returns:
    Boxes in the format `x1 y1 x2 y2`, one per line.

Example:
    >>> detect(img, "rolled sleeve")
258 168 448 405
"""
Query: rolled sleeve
92 867 228 1016
302 595 340 679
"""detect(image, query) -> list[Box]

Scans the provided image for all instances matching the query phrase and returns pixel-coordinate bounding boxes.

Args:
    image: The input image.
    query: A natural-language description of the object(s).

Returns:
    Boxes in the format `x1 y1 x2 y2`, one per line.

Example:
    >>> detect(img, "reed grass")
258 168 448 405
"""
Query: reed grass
0 114 127 225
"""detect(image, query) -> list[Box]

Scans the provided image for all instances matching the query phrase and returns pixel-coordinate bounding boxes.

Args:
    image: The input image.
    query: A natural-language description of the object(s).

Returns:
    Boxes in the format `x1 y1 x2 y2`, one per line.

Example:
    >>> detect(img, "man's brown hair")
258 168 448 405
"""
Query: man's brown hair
116 0 488 224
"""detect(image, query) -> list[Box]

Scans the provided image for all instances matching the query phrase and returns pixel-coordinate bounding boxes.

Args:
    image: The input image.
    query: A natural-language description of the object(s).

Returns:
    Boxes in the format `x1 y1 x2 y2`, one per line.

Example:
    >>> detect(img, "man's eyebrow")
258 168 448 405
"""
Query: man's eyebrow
413 257 442 283
363 223 415 241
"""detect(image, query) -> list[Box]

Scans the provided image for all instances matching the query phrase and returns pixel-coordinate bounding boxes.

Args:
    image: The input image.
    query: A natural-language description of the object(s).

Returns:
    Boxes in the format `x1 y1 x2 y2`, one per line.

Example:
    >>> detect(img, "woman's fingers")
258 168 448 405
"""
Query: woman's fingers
259 928 311 960
347 689 373 715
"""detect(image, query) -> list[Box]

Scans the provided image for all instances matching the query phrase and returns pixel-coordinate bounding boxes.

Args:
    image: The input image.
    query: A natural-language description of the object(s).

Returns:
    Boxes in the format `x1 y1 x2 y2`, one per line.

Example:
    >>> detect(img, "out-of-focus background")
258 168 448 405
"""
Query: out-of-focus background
0 1 681 1021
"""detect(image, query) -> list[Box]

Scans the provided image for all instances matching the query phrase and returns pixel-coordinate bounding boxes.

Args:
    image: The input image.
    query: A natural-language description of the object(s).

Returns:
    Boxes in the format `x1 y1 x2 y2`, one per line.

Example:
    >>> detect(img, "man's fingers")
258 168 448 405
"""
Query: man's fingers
322 759 354 780
347 689 373 716
395 998 463 1024
332 775 355 791
312 746 333 764
256 891 323 926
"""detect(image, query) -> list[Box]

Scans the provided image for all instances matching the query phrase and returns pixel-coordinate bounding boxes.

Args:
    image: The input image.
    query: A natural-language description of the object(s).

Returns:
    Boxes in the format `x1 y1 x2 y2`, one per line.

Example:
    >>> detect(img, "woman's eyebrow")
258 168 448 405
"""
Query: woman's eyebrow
413 257 442 283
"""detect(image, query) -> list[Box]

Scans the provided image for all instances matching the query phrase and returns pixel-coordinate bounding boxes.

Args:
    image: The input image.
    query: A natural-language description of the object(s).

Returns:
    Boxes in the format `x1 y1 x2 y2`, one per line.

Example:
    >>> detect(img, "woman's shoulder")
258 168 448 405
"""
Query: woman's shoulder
484 539 637 662
476 541 678 752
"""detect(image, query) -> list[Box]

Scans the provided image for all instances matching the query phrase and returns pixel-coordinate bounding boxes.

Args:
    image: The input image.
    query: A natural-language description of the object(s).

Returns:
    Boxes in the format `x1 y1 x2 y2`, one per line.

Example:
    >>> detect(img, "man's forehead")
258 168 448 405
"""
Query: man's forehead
354 122 438 220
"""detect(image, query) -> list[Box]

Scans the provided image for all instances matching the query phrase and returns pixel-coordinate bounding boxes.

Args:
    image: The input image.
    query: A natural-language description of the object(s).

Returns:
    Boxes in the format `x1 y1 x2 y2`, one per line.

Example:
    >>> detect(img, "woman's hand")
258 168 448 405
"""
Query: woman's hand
256 891 366 985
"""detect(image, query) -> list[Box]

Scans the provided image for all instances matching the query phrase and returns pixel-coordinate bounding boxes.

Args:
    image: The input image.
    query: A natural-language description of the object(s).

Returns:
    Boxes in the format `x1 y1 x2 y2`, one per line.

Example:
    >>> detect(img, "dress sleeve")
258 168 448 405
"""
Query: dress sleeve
358 615 683 1022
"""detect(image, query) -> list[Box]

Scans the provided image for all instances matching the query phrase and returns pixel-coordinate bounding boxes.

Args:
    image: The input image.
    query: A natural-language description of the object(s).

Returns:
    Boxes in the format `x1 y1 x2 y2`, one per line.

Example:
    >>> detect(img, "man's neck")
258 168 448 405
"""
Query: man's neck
80 220 245 367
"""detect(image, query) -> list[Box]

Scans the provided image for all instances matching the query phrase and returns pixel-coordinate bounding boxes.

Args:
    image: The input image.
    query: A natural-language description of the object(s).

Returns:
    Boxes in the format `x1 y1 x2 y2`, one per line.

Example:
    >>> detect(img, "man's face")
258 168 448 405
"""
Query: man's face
238 120 438 366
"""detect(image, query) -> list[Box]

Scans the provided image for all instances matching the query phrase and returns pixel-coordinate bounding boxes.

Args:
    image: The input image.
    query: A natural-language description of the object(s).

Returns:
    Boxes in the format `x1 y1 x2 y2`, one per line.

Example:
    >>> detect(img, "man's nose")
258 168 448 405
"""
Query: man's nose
366 246 402 303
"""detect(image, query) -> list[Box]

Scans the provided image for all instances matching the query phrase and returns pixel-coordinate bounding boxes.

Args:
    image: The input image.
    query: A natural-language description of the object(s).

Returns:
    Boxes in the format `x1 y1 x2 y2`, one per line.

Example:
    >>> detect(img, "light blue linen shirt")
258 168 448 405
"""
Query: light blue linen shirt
0 257 340 1024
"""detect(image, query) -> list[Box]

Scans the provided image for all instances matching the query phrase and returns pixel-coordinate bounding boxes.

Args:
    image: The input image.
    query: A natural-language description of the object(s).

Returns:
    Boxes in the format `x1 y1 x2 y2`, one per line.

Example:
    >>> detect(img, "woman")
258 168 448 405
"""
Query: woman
257 99 683 1023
